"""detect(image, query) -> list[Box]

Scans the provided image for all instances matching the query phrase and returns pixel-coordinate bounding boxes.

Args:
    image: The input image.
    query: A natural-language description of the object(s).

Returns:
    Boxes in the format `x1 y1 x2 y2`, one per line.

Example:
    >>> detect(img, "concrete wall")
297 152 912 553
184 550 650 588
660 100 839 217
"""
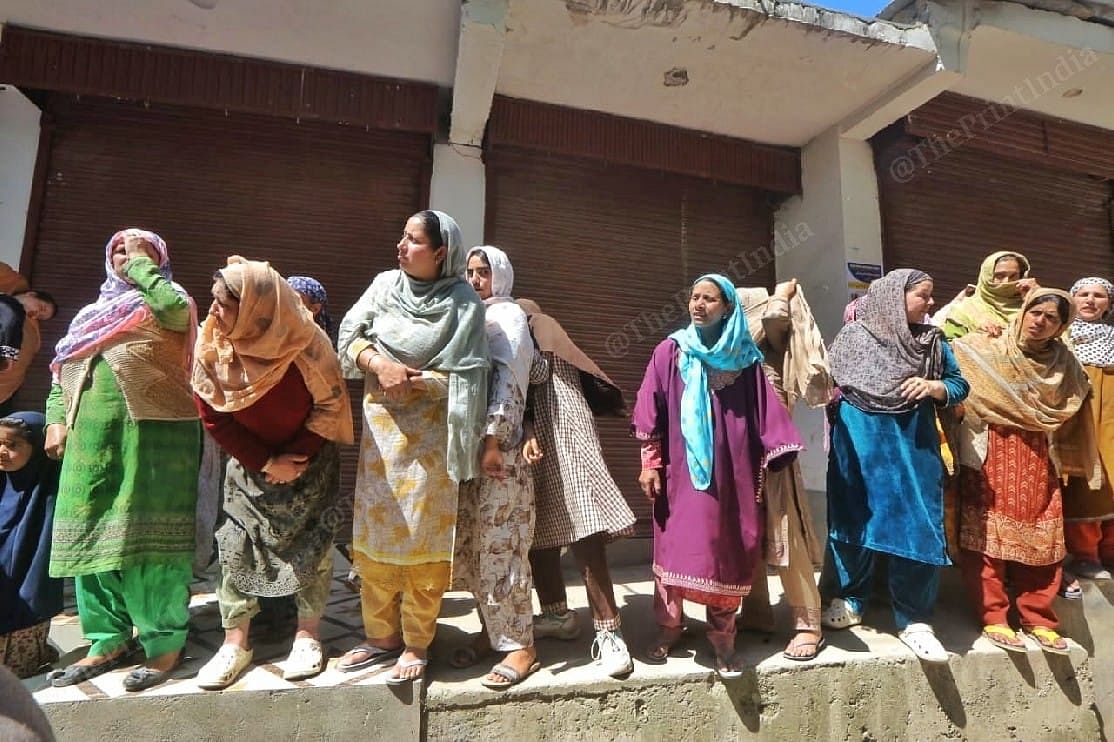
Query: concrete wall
0 1 461 87
0 86 39 268
427 648 1098 741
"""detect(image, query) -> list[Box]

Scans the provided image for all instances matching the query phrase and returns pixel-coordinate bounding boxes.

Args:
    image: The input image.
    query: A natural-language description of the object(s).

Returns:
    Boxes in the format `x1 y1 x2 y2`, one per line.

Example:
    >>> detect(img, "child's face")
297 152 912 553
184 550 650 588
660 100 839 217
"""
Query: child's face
0 426 33 472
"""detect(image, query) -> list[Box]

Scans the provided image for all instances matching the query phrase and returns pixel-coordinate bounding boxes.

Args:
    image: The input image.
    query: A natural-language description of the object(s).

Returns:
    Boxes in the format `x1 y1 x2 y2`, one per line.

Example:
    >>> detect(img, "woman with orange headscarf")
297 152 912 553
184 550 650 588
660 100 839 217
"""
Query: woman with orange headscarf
191 257 353 689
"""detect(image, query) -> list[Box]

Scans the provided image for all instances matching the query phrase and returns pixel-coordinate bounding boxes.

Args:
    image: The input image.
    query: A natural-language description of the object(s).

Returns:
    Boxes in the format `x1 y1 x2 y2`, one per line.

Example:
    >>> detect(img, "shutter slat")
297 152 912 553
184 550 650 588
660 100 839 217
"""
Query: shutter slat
486 150 775 535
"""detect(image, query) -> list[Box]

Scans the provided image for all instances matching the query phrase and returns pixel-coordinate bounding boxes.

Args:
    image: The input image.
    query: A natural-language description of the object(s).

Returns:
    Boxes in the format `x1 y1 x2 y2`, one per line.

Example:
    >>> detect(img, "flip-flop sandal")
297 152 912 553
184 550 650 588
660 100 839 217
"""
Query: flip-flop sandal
480 661 542 690
714 652 746 680
1027 627 1071 656
981 625 1027 654
782 635 827 662
385 657 429 686
644 629 684 664
338 643 404 673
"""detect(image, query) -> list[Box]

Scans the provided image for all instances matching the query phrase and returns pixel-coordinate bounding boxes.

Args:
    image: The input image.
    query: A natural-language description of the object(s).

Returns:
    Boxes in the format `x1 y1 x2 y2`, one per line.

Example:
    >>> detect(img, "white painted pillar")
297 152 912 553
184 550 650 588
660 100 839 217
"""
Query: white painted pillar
773 127 885 493
429 143 486 249
429 0 508 248
0 86 41 268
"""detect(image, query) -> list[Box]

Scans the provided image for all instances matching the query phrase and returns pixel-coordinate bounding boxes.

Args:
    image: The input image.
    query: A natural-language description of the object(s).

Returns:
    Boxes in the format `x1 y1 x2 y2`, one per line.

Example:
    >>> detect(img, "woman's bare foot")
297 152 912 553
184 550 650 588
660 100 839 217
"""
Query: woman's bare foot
294 616 321 642
144 649 181 672
74 644 130 667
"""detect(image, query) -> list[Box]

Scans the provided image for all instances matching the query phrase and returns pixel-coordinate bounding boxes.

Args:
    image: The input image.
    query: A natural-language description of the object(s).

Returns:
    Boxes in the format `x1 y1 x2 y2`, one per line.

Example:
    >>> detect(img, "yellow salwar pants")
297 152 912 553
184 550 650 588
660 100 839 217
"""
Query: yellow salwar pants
354 552 450 649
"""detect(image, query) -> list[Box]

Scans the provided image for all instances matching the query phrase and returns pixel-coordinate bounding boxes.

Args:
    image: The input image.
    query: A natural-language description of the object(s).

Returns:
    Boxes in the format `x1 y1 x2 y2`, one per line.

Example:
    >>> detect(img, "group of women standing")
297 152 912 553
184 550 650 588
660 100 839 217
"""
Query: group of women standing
822 251 1111 661
2 212 1111 693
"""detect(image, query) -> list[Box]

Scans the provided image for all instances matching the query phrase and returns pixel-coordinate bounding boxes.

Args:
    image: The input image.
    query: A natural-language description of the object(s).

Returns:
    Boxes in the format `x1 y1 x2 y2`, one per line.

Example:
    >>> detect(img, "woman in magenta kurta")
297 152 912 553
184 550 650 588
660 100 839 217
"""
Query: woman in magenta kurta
632 273 803 677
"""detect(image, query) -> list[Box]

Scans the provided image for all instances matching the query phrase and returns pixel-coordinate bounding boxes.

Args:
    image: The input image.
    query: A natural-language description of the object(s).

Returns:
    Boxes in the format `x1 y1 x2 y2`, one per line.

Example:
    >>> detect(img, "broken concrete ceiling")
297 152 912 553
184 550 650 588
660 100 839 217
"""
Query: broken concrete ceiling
495 0 939 147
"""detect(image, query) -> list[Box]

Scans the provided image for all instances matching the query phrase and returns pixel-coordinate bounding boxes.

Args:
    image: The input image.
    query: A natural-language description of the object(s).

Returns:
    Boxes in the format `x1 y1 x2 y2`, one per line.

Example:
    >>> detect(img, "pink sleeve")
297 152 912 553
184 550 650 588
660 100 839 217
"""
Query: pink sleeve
640 440 663 469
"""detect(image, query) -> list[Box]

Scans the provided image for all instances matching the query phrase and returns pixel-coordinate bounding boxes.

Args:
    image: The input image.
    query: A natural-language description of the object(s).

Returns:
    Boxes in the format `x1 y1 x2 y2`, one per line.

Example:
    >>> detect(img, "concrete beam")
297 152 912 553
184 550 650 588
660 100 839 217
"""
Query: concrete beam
840 59 958 140
448 0 508 147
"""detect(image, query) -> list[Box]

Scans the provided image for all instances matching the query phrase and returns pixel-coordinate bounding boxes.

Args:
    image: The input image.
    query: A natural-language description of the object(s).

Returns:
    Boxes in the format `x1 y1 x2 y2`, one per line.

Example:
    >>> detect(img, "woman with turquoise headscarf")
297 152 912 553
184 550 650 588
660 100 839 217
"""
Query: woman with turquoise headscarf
632 274 803 678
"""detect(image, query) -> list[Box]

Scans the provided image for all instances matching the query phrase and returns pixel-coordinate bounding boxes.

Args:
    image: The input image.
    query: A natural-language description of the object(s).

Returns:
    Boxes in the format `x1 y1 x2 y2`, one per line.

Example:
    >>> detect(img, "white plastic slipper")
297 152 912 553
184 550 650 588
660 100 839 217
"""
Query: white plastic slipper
283 637 326 681
898 623 949 664
821 598 863 630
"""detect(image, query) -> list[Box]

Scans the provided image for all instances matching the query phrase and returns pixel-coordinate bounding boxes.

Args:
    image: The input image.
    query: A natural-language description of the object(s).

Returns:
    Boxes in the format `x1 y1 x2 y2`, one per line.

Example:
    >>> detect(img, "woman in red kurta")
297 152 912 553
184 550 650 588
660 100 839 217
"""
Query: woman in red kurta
951 289 1099 654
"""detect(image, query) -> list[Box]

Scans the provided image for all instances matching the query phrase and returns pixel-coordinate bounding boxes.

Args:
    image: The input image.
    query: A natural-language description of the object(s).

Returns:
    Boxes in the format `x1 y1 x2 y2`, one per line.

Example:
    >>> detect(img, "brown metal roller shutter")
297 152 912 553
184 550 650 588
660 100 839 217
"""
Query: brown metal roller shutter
18 94 431 525
486 149 775 534
873 126 1113 302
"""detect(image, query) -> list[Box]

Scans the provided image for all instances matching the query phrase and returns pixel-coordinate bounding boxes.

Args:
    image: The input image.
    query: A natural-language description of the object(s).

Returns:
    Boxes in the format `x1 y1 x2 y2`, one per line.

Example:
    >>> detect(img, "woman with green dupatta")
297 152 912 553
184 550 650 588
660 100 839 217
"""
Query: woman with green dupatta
45 229 200 693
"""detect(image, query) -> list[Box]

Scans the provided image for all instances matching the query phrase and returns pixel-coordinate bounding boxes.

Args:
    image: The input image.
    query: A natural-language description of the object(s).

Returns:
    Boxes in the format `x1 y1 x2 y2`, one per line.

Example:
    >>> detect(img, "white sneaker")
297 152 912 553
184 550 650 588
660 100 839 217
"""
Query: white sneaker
197 644 254 690
591 630 633 678
533 610 581 640
898 623 949 664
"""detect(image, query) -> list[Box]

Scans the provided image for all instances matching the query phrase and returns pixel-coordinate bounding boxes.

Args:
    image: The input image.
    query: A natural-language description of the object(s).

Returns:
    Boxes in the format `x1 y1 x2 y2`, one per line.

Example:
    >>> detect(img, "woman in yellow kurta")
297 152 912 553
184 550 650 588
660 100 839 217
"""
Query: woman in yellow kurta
337 210 489 684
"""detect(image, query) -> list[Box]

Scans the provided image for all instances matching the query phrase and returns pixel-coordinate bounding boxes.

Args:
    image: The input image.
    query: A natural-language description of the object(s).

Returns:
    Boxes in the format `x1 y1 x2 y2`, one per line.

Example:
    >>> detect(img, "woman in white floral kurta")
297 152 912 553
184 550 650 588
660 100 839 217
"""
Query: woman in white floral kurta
452 246 544 689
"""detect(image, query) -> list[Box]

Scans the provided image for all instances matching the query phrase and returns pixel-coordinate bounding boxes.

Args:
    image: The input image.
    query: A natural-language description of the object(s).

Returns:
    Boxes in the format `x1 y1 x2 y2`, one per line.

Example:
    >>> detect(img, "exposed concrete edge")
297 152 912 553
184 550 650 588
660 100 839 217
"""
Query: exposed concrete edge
41 680 423 741
715 0 938 51
426 643 1098 740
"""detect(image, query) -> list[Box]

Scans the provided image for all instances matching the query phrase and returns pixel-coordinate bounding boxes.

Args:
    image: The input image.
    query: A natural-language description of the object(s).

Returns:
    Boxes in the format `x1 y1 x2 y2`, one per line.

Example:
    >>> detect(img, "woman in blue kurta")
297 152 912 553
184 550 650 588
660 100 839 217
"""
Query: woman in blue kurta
824 268 969 663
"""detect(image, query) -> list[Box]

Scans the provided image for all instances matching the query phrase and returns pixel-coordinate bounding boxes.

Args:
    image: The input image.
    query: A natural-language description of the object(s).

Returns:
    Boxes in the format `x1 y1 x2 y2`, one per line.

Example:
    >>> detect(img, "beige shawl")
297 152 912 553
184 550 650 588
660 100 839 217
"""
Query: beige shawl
192 256 354 445
516 297 625 415
736 286 832 410
950 288 1099 486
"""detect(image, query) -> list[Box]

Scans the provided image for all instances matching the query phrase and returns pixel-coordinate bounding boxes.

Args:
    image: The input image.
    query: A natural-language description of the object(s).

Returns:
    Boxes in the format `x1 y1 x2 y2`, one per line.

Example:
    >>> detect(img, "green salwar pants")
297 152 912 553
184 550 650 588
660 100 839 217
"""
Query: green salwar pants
74 561 191 659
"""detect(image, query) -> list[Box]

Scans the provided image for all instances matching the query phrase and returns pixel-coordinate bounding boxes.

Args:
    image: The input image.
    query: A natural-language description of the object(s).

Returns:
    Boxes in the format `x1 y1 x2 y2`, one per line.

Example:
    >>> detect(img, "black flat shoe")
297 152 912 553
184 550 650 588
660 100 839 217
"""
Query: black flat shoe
123 666 175 692
50 648 135 687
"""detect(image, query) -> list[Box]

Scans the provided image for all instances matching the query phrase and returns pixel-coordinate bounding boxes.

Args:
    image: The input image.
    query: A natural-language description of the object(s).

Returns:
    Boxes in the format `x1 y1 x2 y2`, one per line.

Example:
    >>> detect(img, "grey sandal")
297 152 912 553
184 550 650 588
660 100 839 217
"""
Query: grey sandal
480 661 541 690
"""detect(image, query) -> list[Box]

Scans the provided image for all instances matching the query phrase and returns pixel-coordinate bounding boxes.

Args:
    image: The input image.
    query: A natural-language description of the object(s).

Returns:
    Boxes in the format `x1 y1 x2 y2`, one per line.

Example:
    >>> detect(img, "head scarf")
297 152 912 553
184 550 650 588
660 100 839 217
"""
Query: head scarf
946 251 1031 334
468 246 533 404
515 298 625 416
667 274 763 490
337 211 489 482
192 257 353 445
286 276 332 338
951 288 1099 484
1068 276 1114 368
829 269 943 414
0 412 63 636
51 229 194 381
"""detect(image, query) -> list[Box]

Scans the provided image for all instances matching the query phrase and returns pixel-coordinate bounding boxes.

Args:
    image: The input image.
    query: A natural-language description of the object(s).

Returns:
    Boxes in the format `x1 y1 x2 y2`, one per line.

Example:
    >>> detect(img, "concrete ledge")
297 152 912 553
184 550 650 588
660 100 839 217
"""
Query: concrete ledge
42 681 421 742
27 561 1105 741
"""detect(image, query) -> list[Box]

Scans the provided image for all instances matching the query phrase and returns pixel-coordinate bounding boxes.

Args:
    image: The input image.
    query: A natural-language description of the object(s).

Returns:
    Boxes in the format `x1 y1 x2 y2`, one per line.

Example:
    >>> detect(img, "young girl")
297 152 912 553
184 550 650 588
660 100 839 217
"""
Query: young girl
0 412 63 678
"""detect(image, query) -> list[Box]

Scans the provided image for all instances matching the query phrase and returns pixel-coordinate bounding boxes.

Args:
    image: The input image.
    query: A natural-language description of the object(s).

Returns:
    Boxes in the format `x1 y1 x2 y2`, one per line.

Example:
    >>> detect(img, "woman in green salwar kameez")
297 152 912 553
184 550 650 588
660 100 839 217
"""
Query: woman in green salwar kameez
44 229 200 692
